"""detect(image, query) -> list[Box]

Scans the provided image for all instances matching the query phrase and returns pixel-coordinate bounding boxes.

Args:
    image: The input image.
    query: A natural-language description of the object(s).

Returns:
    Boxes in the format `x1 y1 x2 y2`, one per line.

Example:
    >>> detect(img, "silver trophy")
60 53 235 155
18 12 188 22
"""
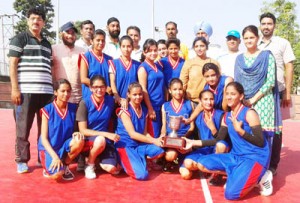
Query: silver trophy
163 114 186 149
168 115 183 138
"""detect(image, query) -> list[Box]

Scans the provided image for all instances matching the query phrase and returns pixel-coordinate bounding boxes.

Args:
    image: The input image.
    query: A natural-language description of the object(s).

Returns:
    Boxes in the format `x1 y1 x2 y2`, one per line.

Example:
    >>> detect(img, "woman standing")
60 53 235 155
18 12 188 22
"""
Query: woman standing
159 38 185 88
80 29 113 98
109 35 140 109
138 39 165 138
235 25 282 141
180 37 220 104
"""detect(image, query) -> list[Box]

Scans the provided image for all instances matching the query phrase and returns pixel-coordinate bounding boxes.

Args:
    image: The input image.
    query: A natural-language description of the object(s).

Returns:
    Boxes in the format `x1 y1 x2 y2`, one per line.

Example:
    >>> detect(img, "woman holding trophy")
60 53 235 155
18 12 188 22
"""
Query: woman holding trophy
160 78 195 174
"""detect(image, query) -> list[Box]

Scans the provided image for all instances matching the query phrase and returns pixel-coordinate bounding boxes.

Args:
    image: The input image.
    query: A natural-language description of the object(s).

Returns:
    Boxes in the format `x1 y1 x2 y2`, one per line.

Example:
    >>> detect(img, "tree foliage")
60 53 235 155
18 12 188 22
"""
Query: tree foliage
261 0 300 91
13 0 55 42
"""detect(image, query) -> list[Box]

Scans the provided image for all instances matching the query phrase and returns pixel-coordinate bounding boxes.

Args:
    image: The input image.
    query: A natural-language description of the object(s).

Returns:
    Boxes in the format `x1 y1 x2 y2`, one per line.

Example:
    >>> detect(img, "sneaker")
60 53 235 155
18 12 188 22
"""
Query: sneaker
85 164 96 179
76 155 86 172
259 170 273 196
62 166 75 181
17 162 28 174
208 174 223 186
43 169 50 178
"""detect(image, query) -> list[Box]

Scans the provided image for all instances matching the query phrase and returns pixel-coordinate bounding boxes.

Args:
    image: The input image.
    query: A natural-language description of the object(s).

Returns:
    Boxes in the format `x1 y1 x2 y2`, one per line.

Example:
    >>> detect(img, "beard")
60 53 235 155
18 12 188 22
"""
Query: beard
109 30 120 39
62 37 75 47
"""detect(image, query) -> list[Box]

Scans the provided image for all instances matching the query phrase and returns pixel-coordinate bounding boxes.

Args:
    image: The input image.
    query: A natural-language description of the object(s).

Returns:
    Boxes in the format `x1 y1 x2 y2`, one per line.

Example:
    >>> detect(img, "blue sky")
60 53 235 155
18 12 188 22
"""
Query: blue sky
1 0 300 50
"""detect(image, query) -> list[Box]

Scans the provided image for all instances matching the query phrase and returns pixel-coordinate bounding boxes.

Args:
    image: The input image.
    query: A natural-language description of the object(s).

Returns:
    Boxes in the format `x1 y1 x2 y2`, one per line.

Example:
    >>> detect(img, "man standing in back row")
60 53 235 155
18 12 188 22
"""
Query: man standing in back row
258 12 295 176
165 21 189 60
103 17 121 59
75 20 95 51
8 7 53 173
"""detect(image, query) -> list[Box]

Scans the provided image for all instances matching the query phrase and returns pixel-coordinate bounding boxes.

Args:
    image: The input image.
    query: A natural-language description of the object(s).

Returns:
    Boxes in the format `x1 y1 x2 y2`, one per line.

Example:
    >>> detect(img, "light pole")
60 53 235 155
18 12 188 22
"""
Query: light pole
152 0 154 38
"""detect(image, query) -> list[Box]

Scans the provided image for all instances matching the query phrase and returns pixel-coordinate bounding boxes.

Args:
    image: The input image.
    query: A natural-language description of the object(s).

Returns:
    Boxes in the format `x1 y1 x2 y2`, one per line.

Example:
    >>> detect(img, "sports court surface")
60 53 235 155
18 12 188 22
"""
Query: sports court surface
1 108 299 203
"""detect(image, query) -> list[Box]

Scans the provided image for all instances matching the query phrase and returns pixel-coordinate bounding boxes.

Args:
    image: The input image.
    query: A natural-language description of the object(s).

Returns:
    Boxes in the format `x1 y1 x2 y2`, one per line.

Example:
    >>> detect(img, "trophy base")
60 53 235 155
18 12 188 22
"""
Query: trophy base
163 136 186 149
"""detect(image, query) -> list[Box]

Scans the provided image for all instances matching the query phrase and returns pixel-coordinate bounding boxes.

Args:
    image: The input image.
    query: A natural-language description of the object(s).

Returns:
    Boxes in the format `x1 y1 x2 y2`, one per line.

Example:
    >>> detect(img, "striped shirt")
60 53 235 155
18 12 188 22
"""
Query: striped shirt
8 30 53 94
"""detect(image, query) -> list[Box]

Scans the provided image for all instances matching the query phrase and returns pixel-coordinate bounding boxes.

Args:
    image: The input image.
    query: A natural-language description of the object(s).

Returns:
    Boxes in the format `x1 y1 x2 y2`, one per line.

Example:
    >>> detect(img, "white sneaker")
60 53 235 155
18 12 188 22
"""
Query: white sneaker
85 164 96 179
259 170 273 196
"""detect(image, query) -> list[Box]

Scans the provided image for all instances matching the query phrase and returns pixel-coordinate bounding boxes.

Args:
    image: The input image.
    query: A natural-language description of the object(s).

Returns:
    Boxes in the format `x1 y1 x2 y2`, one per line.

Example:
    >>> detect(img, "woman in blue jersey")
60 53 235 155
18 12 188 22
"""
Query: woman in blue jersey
184 82 272 200
138 39 165 138
181 90 228 181
115 82 164 180
159 38 185 93
38 79 84 181
160 78 194 173
109 35 140 109
203 63 233 110
184 62 232 124
80 29 113 98
76 75 120 179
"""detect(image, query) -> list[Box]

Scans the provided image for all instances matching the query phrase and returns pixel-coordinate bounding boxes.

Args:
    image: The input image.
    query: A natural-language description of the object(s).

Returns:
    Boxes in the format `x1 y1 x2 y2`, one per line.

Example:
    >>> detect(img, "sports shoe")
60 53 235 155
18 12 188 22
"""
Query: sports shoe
259 170 273 196
17 162 28 174
76 154 86 172
62 166 75 181
85 164 96 179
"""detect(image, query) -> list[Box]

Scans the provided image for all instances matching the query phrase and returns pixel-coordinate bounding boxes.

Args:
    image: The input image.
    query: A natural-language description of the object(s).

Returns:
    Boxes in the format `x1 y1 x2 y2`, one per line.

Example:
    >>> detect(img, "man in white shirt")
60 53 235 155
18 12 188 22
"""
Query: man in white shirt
258 12 295 176
103 17 121 59
217 30 241 78
165 21 189 60
75 20 95 51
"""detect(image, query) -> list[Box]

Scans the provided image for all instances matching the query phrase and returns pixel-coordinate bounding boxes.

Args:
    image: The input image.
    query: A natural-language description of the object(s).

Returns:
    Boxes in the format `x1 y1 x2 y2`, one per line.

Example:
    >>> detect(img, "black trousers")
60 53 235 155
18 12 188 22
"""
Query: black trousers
14 93 53 163
269 132 282 170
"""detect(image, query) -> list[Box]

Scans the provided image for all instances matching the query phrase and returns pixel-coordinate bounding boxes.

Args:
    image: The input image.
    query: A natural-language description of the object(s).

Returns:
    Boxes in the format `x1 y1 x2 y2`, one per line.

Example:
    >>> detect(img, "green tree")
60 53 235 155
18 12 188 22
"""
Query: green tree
13 0 55 42
261 0 300 91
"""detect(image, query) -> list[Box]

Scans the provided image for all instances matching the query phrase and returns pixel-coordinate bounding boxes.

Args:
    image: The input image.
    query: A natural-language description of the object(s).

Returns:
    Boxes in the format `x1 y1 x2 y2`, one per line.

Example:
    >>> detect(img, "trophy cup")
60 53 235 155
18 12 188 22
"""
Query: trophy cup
163 115 186 149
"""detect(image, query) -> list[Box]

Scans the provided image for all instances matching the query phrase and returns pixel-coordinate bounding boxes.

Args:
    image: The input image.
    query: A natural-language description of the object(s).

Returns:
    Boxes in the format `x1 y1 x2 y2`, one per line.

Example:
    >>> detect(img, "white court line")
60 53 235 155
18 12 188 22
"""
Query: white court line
200 173 213 203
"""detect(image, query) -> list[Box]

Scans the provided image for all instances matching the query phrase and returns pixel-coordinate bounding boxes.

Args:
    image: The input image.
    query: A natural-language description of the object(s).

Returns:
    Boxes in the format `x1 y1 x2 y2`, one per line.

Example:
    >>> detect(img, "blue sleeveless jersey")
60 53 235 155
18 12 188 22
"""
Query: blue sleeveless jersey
225 105 270 167
38 102 77 151
139 61 165 110
115 103 148 148
80 51 112 97
196 109 224 141
83 94 114 131
163 99 192 137
204 75 227 110
109 58 140 98
159 56 185 87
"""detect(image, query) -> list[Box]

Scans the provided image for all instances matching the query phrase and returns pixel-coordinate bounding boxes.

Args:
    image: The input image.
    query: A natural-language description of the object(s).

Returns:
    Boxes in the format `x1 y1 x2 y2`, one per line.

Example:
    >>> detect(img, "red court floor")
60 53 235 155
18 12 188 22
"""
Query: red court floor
0 108 300 203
